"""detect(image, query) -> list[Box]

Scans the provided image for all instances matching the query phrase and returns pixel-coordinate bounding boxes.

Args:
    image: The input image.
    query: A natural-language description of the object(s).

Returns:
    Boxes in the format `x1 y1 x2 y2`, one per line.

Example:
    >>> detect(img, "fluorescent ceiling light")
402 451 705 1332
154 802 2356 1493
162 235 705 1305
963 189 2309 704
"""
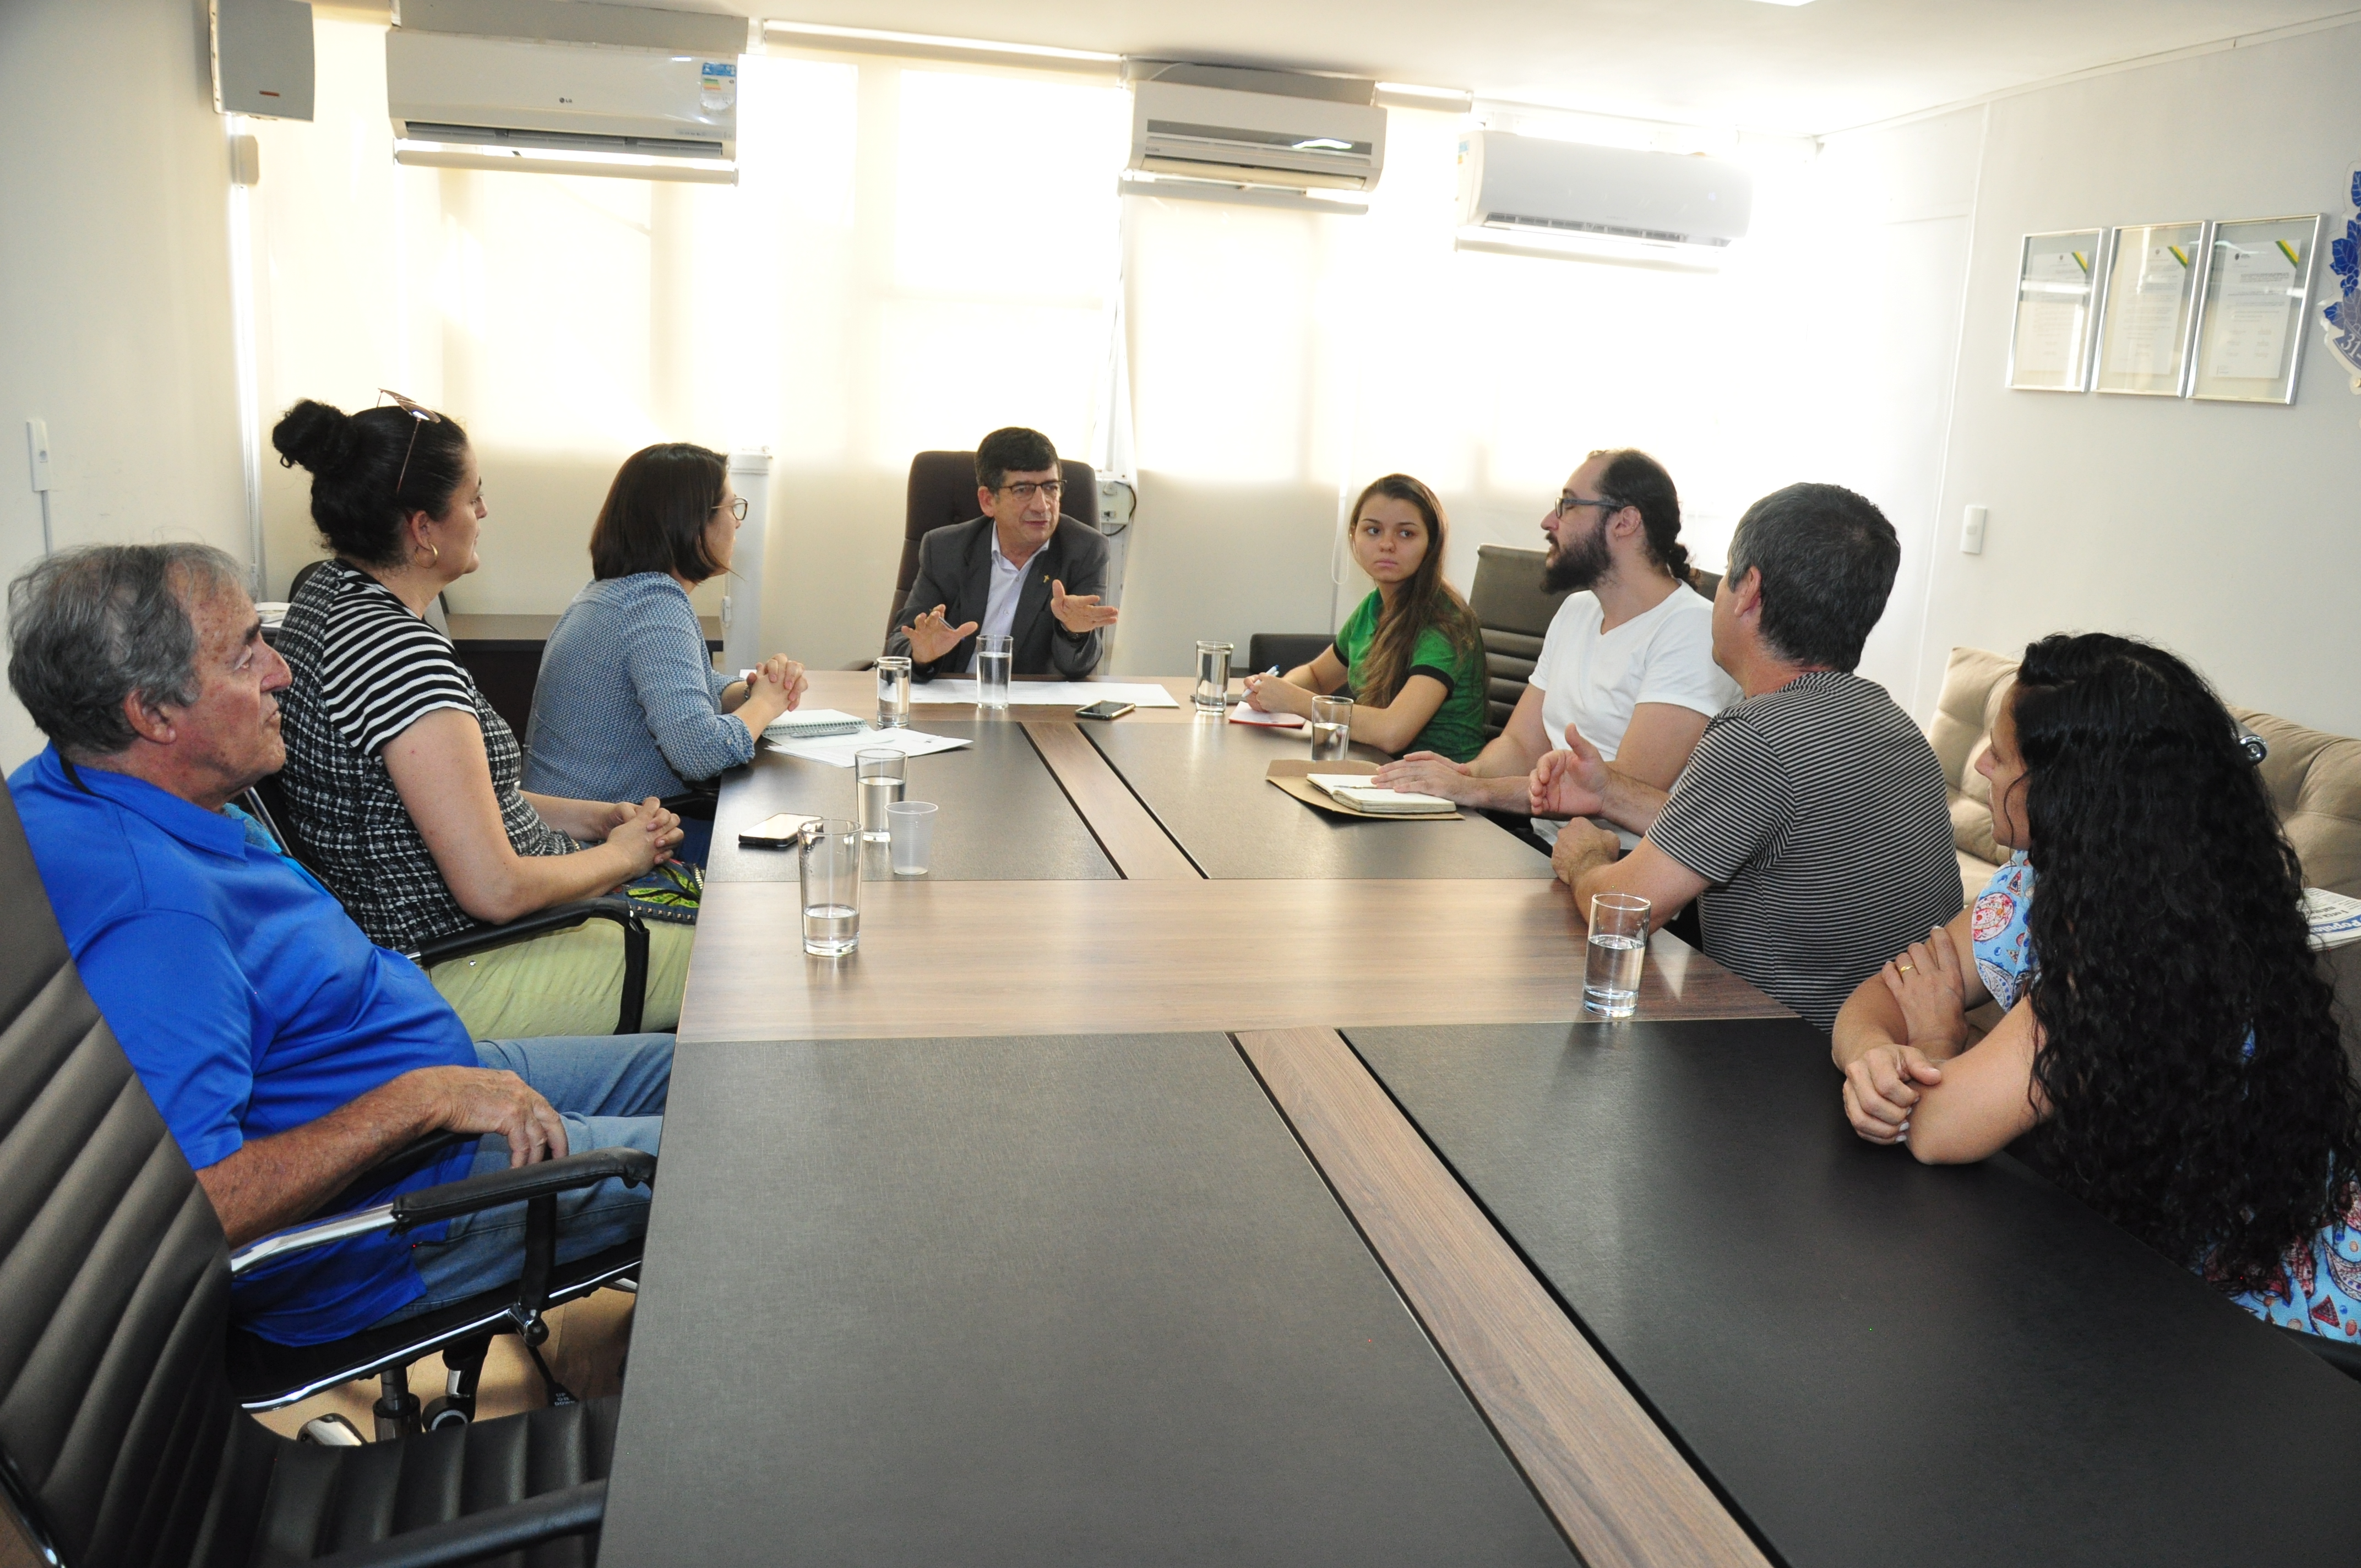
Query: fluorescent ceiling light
764 19 1119 65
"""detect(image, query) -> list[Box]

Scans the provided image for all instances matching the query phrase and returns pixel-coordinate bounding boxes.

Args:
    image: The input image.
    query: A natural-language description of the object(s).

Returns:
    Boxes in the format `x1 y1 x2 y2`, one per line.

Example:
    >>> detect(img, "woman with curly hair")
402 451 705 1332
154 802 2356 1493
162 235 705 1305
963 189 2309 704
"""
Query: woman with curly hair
1239 473 1487 760
1831 633 2361 1333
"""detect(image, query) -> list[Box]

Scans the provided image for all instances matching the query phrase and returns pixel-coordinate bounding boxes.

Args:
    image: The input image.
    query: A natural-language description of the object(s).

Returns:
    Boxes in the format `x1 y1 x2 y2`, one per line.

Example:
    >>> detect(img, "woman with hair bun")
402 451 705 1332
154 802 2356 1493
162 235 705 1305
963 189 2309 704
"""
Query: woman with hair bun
1832 633 2361 1334
1238 473 1487 760
521 442 808 867
269 394 695 1038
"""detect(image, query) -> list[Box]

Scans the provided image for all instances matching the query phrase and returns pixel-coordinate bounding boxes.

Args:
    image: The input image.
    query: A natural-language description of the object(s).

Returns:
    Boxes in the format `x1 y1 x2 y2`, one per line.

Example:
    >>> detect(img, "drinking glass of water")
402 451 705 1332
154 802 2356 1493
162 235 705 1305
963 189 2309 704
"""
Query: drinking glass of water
856 749 906 842
875 655 912 729
1584 893 1651 1018
800 818 861 956
1309 694 1353 762
976 634 1013 710
1194 641 1233 713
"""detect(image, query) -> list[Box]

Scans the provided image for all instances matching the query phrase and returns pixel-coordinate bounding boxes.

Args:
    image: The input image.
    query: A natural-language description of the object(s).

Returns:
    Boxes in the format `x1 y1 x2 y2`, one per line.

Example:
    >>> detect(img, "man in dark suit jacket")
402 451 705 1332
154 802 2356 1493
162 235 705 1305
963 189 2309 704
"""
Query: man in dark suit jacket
884 427 1119 680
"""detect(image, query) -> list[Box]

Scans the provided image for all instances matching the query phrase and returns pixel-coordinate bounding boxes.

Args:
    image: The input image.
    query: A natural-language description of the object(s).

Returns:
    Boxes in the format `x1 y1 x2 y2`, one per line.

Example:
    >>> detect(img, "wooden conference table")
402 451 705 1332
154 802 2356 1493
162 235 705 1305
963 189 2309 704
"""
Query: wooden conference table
601 673 2361 1566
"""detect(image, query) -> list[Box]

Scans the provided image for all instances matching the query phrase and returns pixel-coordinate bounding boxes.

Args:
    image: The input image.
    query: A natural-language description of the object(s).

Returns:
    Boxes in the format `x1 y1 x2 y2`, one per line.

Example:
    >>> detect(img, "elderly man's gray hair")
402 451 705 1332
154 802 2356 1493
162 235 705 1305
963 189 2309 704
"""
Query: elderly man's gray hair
7 543 246 760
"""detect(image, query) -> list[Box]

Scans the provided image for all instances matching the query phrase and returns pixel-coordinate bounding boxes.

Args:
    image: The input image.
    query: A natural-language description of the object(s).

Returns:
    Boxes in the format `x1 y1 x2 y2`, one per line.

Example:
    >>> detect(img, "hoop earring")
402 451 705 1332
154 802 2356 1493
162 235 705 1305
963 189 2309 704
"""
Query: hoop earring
418 542 440 567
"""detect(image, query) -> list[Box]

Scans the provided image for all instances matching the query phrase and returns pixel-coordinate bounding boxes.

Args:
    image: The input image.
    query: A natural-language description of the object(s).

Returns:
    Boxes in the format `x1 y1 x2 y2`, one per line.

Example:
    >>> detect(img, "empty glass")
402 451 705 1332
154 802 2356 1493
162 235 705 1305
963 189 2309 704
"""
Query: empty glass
800 818 861 956
886 800 938 875
1584 893 1651 1017
1309 694 1353 762
1194 640 1233 713
856 749 905 842
875 655 912 728
976 634 1013 710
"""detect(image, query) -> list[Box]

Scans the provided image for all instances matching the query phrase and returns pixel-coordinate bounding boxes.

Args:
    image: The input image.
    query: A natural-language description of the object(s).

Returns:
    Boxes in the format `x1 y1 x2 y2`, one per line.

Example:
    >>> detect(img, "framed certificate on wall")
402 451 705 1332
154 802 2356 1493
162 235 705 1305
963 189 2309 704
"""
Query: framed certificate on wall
2096 220 2206 396
2007 228 2107 390
2189 214 2320 404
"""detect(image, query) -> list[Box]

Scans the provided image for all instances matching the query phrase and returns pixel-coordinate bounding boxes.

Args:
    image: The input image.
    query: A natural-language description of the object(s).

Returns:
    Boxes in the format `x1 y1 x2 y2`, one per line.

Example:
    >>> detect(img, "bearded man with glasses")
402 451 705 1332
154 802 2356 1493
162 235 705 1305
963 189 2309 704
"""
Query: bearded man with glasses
885 426 1118 680
1370 448 1734 848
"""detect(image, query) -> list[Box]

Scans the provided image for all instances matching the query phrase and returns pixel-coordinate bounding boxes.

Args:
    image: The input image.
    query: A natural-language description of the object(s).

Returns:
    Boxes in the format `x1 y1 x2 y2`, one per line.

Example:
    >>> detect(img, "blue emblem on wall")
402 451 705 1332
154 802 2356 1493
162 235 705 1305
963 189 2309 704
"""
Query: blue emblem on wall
2320 164 2361 382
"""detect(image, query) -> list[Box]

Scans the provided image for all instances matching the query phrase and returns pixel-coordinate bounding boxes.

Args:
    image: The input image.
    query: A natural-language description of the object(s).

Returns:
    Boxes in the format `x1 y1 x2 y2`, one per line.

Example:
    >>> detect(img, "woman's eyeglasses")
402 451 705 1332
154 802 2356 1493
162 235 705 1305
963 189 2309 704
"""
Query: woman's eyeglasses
374 388 440 498
721 496 749 522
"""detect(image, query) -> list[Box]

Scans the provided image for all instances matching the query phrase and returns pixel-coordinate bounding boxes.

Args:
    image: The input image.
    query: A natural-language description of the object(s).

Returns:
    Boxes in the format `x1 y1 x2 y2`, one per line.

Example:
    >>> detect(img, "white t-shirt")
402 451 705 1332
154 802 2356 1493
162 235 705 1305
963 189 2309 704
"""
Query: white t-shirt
1526 582 1737 843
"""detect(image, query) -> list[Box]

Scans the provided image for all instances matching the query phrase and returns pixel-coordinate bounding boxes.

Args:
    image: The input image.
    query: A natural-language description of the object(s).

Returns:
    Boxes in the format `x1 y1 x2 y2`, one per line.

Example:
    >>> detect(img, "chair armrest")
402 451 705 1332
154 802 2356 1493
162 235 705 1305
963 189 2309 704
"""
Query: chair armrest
410 898 651 1035
2276 1323 2361 1384
230 1150 657 1274
303 1131 474 1226
392 1147 656 1230
409 897 639 967
307 1480 605 1568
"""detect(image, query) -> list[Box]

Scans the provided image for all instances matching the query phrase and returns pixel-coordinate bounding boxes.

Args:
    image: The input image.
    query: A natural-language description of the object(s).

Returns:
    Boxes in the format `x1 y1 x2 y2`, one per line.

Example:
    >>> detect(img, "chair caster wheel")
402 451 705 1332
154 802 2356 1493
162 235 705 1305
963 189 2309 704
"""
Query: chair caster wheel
298 1413 366 1446
422 1397 474 1430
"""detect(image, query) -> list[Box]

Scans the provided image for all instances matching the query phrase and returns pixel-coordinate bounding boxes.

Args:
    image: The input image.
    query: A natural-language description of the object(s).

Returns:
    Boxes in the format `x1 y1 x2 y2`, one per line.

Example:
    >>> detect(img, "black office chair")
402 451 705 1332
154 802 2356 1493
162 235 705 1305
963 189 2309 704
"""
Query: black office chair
0 780 652 1567
883 450 1099 649
238 780 653 1034
1468 545 1574 742
1244 633 1334 679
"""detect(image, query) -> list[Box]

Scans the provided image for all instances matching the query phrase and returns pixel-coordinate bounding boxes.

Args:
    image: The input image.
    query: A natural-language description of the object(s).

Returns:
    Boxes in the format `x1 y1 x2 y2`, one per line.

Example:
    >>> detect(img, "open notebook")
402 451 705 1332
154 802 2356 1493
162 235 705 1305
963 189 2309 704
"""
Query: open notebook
1305 774 1457 816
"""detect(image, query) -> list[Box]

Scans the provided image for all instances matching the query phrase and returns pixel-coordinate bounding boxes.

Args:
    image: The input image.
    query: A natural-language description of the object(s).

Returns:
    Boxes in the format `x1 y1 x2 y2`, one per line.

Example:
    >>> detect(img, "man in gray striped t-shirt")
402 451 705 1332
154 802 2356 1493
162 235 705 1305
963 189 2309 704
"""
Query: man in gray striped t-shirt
1532 482 1960 1032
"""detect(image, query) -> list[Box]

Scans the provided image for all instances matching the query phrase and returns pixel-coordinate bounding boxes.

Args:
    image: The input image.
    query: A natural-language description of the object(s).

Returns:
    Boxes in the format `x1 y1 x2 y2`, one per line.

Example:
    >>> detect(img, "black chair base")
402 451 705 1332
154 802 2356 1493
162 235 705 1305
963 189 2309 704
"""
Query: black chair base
228 1243 643 1413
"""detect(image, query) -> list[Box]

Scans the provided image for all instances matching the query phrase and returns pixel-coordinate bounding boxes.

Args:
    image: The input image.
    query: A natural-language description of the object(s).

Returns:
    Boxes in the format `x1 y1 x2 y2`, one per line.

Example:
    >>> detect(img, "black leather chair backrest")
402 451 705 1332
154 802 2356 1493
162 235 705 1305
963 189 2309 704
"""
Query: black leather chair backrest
886 451 1098 644
0 780 241 1568
1468 545 1574 741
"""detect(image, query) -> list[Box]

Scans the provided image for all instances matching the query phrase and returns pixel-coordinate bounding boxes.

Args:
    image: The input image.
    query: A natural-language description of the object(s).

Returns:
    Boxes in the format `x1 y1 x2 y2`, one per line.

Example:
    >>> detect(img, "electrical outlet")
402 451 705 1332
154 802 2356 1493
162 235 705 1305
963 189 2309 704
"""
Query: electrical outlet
1961 505 1987 555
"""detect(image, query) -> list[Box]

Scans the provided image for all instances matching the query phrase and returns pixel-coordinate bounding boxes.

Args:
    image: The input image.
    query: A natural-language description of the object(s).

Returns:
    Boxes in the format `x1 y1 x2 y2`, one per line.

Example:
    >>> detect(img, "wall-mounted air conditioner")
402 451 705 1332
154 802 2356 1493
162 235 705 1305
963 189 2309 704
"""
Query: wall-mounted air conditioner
1455 130 1751 266
1120 64 1385 214
388 0 744 184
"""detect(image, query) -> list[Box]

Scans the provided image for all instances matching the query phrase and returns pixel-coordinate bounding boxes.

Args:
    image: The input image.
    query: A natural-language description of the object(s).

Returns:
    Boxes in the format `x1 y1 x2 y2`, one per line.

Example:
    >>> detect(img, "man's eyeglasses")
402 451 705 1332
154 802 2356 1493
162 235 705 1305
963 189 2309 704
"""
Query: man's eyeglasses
375 388 440 499
1554 493 1624 519
719 496 749 522
1000 481 1064 502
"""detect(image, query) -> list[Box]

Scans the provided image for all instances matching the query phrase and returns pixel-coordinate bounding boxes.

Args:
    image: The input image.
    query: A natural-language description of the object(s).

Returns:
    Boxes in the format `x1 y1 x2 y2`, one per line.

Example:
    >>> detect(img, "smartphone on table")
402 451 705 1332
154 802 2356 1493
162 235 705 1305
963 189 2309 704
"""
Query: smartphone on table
738 812 821 848
1075 700 1135 721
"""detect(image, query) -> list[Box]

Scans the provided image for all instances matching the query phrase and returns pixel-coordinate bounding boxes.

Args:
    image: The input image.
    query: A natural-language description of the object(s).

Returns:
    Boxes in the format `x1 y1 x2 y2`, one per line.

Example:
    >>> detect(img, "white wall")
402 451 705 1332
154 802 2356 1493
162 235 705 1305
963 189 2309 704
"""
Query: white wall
0 0 251 771
1875 23 2361 732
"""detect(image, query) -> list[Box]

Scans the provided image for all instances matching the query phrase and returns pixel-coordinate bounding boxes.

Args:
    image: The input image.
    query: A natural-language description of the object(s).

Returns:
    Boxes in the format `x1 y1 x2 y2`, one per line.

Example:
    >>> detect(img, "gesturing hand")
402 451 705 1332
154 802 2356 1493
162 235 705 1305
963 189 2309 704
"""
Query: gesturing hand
1050 580 1119 636
413 1065 570 1167
901 604 979 665
1530 723 1612 819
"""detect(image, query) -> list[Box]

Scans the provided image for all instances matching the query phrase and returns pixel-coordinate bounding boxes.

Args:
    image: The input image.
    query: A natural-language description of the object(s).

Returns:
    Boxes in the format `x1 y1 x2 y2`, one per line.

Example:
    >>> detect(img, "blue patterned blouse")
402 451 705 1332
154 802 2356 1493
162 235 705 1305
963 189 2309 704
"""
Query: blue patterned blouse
1969 855 2361 1337
523 573 753 802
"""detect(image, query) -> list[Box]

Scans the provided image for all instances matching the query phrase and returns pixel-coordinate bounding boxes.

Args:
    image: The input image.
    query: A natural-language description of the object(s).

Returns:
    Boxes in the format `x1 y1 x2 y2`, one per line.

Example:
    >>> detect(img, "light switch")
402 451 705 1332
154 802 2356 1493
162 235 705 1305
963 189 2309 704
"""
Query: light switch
1961 504 1987 555
25 420 52 492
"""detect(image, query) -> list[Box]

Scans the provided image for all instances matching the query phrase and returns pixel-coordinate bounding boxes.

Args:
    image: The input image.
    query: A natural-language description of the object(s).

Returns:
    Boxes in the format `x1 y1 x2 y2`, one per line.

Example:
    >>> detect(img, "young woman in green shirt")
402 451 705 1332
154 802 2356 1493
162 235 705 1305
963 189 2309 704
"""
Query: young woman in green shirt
1240 473 1488 761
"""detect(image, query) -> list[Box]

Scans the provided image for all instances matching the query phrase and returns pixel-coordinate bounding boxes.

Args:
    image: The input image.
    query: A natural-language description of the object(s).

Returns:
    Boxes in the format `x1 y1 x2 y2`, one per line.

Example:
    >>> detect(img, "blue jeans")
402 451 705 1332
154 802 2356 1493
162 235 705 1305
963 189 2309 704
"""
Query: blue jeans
373 1032 671 1325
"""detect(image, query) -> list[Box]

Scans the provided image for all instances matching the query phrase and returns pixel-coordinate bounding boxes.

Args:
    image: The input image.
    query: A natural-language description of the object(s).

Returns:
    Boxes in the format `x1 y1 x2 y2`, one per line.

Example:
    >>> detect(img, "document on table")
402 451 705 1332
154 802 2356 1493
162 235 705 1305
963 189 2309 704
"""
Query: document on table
1230 704 1305 728
763 707 865 739
912 679 1180 708
766 725 973 767
2305 888 2361 950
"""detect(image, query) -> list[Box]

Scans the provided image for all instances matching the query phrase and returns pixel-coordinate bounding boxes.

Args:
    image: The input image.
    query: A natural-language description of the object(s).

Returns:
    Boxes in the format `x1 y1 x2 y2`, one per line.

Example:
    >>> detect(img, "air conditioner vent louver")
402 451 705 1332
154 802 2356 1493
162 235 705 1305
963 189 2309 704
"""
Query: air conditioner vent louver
1479 212 1733 248
402 121 725 159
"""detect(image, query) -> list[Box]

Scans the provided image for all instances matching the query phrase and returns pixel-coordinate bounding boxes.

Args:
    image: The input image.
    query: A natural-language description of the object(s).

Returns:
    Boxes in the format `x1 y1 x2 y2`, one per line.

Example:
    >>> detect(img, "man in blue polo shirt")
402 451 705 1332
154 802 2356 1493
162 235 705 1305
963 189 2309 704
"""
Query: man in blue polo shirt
5 543 671 1347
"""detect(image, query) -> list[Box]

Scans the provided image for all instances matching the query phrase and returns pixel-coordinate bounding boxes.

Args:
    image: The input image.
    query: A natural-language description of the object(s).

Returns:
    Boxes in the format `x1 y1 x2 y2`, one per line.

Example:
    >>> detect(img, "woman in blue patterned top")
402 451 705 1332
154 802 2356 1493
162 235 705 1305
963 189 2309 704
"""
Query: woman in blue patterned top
1831 634 2361 1337
524 443 808 864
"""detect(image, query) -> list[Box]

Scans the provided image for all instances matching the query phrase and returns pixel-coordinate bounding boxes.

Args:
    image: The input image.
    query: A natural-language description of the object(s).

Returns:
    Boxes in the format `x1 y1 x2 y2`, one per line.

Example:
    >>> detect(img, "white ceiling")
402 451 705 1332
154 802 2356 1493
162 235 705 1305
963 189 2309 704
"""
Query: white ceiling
674 0 2355 136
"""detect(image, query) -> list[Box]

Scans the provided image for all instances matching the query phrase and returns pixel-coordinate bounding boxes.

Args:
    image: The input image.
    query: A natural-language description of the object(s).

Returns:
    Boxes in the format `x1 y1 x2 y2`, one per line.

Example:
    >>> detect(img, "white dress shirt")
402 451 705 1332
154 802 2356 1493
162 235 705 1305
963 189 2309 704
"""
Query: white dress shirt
968 532 1032 672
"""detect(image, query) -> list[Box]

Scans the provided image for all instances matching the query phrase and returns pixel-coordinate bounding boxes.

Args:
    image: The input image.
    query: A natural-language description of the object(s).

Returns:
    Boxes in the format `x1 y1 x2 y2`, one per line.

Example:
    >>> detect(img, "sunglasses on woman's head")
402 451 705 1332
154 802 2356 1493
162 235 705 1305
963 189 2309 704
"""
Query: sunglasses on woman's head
374 388 441 498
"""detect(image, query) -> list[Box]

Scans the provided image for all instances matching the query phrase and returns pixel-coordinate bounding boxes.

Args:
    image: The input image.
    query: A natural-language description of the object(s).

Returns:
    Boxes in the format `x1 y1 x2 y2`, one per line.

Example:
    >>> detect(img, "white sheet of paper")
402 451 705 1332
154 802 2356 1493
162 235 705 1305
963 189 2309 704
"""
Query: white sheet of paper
765 726 974 767
1229 705 1305 728
2110 242 2193 380
912 679 1179 709
2204 247 2298 380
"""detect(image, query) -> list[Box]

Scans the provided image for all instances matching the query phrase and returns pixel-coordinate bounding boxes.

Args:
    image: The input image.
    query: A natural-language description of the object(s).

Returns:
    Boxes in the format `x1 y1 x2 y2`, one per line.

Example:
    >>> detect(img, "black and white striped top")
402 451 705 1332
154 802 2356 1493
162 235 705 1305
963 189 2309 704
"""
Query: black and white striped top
275 561 574 952
1649 670 1961 1032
